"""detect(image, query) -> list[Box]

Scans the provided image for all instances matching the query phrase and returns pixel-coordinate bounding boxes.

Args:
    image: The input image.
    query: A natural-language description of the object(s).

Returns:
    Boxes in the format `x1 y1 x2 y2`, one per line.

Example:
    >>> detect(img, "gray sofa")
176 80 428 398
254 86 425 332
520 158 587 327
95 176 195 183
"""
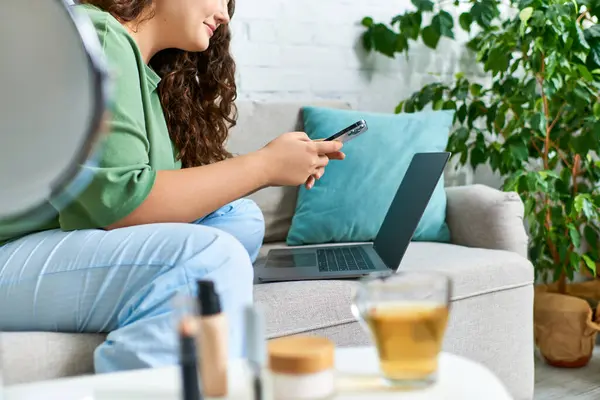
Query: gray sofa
1 101 535 400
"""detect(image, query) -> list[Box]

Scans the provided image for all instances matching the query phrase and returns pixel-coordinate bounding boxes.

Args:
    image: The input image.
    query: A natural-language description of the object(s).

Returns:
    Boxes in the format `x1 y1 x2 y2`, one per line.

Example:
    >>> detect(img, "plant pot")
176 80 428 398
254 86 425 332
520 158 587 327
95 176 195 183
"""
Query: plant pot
534 286 600 368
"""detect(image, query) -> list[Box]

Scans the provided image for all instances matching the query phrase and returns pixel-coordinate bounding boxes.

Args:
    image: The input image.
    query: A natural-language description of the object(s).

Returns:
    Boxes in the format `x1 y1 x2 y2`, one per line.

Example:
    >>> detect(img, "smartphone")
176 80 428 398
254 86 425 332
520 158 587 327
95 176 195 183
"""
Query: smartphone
324 119 368 143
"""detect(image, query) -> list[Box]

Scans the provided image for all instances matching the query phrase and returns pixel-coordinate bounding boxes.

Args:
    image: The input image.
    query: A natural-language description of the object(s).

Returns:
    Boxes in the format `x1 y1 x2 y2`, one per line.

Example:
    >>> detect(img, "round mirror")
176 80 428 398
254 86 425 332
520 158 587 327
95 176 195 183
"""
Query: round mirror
0 0 109 220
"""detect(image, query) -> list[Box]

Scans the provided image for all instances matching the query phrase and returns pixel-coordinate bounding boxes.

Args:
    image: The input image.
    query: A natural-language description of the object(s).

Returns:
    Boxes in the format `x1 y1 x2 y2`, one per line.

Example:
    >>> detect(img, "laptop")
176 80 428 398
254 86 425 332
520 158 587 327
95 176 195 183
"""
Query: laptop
255 151 451 282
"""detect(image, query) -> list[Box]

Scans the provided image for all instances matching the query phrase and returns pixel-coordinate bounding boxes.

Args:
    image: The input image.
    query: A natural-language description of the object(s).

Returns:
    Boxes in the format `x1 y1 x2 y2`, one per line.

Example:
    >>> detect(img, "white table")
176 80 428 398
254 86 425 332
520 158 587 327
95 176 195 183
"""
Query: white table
3 347 512 400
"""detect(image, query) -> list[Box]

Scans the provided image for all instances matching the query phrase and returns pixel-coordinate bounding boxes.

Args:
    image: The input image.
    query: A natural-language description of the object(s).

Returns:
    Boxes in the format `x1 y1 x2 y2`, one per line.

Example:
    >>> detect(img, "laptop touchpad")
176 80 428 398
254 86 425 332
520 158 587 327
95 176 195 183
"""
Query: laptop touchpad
267 250 316 268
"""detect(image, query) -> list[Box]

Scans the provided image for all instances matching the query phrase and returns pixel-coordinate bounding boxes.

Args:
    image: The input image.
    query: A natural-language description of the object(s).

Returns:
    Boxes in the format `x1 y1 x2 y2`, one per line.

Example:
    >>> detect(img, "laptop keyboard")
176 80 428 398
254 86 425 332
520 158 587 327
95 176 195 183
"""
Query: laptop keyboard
317 247 376 272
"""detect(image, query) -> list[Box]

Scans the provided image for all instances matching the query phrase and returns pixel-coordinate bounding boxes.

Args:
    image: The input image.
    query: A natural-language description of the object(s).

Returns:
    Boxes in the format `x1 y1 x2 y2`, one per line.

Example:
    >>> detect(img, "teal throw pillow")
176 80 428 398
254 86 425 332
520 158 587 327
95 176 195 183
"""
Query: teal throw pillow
286 106 453 246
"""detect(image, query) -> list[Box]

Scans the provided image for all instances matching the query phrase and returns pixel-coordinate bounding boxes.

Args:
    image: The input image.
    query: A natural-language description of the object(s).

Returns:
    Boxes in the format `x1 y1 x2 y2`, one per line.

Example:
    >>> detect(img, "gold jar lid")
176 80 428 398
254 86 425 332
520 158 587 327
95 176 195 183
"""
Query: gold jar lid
268 336 335 375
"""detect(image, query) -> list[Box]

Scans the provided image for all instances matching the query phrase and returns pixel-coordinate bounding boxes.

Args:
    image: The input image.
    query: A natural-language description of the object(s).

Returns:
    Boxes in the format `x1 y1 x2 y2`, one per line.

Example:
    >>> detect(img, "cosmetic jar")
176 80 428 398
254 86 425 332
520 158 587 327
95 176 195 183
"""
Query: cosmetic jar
268 336 335 400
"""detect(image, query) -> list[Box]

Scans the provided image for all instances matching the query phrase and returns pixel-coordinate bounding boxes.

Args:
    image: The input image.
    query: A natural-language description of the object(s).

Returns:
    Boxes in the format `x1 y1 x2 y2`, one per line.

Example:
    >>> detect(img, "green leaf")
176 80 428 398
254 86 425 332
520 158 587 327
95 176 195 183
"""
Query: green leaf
584 25 600 40
569 225 581 249
486 103 498 131
470 147 487 169
433 99 444 110
457 104 468 122
576 25 591 50
530 10 545 27
471 0 498 28
470 134 488 169
453 126 470 142
432 11 455 39
594 102 600 118
394 101 405 114
569 252 581 273
417 86 435 107
422 25 441 48
468 100 486 127
495 106 507 130
411 0 434 12
590 45 600 68
509 141 529 162
371 24 399 57
443 100 457 110
361 17 374 27
519 7 534 22
470 83 483 97
485 47 511 75
553 265 565 282
454 80 470 100
524 197 536 217
529 113 546 134
395 12 422 40
584 226 599 255
574 195 597 219
582 254 597 276
396 33 409 52
362 30 374 52
459 12 473 32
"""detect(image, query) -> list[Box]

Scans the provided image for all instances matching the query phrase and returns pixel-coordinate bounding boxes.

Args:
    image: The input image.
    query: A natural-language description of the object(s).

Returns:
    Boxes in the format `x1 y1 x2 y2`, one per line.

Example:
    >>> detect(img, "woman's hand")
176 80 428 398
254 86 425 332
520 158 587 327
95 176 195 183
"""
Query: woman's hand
304 138 345 189
259 132 344 187
305 148 345 189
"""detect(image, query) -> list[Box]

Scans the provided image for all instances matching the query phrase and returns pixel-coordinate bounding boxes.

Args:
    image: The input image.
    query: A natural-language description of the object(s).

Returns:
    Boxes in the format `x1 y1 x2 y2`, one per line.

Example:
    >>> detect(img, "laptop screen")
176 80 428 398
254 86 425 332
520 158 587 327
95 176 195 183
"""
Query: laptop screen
373 152 450 271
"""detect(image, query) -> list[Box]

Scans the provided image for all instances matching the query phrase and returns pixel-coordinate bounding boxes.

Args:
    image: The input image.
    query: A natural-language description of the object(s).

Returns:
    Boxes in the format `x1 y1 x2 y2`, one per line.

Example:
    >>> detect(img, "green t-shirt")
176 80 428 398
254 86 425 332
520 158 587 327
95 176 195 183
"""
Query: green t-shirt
0 4 181 245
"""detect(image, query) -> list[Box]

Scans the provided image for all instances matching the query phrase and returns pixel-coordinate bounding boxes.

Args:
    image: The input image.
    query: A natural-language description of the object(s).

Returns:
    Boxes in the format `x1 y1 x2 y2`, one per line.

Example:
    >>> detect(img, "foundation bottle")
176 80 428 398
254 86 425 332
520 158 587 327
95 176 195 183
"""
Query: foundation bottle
197 280 228 397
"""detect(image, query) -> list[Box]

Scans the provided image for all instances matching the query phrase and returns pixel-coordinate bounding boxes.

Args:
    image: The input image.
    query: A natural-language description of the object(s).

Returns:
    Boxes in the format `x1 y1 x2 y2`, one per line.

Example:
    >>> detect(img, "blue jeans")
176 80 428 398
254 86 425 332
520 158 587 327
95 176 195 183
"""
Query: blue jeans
0 199 264 373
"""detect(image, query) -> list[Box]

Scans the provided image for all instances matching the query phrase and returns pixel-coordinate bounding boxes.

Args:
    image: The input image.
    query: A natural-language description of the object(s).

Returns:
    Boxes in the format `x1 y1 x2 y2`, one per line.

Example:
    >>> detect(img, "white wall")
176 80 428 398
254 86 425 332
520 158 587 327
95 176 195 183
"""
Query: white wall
230 0 474 111
230 0 501 186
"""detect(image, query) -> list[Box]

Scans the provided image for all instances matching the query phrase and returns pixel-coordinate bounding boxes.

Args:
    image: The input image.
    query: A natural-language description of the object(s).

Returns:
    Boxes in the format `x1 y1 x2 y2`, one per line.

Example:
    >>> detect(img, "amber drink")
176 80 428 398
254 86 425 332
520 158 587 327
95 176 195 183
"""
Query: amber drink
353 272 451 388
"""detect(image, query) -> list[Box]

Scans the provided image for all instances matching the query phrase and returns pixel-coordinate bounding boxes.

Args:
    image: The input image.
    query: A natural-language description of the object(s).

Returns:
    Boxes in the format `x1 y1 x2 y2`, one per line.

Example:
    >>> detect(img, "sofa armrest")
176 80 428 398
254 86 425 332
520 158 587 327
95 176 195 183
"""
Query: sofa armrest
445 184 529 258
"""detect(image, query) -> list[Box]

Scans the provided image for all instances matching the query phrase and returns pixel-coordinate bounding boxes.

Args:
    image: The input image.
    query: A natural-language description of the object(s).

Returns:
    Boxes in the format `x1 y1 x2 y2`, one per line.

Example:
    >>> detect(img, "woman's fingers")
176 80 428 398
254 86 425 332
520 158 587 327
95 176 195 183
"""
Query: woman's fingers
313 140 343 154
305 168 325 190
327 151 345 160
305 175 316 189
315 154 329 169
315 168 325 180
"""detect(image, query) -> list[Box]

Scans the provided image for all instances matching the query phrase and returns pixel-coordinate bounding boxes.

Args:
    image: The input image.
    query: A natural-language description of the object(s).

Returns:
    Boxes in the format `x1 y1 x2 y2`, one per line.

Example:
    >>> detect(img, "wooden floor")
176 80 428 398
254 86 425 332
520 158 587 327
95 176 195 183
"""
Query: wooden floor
535 347 600 399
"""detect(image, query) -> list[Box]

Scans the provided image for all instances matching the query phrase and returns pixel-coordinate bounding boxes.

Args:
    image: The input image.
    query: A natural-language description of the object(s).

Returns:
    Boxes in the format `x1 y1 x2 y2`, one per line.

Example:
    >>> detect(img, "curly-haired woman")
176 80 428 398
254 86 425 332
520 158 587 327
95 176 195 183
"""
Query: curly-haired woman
0 0 344 373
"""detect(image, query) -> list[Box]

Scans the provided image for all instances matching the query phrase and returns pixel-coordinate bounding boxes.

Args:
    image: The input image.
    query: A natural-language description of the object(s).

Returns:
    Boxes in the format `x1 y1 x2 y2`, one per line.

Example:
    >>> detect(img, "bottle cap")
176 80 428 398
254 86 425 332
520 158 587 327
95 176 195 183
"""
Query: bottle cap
197 280 221 316
268 336 334 375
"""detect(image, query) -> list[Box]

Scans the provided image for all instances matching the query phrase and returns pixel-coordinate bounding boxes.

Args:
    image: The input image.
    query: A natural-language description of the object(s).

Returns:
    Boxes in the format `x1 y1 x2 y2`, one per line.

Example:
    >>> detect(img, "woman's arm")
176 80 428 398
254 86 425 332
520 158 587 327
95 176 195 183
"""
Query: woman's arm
106 152 267 229
106 133 343 230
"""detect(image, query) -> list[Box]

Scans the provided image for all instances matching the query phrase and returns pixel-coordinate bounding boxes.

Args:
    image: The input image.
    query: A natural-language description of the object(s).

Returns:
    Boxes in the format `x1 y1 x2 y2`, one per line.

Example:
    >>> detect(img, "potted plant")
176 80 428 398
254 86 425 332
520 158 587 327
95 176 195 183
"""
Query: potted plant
359 0 600 367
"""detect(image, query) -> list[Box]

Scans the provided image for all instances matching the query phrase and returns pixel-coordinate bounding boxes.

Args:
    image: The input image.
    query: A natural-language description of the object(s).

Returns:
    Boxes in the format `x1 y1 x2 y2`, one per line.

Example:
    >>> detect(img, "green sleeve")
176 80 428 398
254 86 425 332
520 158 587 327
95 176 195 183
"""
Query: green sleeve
56 12 156 230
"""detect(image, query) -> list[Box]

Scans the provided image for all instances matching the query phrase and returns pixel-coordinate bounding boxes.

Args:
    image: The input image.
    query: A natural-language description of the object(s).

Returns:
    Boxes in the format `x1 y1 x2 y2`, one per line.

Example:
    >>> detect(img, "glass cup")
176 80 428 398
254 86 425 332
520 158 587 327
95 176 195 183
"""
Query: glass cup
352 271 452 388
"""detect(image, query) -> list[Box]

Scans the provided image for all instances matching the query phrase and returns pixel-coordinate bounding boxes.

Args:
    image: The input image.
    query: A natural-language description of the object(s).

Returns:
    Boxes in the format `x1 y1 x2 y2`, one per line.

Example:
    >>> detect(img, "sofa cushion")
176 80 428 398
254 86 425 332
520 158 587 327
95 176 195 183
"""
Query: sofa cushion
286 106 453 246
226 100 352 243
1 331 104 385
254 241 534 338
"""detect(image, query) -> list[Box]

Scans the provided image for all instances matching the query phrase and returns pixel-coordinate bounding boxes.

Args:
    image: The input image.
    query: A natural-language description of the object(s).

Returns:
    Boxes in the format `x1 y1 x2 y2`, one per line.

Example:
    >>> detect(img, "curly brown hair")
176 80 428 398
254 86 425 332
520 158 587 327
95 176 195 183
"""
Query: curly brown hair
80 0 237 168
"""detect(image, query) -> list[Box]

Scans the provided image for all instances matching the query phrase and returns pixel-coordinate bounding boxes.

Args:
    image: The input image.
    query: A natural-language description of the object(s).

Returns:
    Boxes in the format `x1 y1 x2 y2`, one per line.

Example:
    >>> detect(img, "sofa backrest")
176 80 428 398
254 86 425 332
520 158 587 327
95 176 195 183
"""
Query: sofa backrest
227 100 352 243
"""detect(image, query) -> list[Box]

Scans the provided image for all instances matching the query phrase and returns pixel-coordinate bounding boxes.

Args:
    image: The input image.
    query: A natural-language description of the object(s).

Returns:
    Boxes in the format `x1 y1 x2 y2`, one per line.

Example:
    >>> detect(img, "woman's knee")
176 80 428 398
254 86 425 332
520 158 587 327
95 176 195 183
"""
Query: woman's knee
235 198 265 261
177 224 254 283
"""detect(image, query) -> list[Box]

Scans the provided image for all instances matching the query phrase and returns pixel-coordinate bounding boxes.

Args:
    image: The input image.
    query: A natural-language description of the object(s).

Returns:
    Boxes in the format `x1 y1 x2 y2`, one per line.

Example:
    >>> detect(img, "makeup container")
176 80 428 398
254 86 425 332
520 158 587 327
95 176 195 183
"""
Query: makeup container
244 305 269 400
0 351 3 400
179 317 202 400
197 280 228 398
173 293 203 400
268 336 335 400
